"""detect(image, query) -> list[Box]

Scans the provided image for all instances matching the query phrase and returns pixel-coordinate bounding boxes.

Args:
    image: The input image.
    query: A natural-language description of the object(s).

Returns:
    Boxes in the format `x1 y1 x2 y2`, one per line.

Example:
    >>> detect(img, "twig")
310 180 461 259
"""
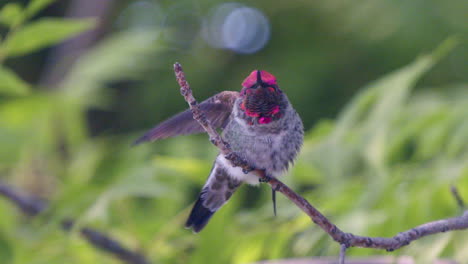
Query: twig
0 184 47 216
174 63 232 154
450 185 465 211
173 62 468 253
62 220 148 264
0 183 149 264
339 244 347 264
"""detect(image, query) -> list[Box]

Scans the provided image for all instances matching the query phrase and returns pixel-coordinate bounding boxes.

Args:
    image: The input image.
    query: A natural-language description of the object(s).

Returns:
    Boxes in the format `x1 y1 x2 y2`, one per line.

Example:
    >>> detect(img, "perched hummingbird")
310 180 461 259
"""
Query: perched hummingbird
134 70 303 232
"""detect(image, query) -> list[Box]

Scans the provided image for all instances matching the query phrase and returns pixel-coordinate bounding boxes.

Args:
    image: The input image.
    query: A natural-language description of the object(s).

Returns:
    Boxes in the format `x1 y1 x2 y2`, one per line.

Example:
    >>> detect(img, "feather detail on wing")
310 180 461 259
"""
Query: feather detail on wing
134 91 239 145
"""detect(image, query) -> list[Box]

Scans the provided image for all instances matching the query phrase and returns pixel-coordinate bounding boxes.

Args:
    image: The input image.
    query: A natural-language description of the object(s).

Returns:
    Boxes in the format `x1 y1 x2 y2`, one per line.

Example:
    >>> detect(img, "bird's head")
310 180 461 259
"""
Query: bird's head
239 70 284 124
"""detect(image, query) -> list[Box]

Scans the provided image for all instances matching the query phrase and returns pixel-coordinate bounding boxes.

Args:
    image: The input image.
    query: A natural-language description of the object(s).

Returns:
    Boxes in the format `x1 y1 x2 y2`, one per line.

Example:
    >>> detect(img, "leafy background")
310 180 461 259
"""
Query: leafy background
0 0 467 263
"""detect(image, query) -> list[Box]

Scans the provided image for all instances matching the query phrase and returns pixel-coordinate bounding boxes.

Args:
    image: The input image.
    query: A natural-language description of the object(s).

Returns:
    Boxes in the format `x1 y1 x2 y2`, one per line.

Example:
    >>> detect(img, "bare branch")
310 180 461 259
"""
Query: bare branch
62 220 149 264
0 183 46 216
173 62 468 253
173 63 232 155
0 183 149 264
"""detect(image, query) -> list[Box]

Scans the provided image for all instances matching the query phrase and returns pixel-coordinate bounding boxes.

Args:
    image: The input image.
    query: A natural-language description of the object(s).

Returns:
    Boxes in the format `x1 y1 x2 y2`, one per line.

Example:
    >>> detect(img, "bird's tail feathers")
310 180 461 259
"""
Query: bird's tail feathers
185 161 241 233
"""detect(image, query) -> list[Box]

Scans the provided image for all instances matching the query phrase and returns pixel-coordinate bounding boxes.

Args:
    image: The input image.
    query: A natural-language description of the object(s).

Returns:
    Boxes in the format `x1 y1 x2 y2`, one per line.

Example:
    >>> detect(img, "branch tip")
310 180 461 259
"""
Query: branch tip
174 62 182 72
450 185 465 210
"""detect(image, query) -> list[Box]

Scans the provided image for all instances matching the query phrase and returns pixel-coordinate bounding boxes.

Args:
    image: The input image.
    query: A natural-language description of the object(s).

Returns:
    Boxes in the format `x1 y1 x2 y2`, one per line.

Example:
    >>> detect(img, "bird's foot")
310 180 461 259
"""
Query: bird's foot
258 173 273 183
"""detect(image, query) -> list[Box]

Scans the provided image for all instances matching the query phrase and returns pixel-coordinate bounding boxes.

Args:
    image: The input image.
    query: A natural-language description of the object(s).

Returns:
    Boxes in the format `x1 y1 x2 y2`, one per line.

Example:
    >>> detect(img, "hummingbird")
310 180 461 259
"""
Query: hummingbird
134 70 303 232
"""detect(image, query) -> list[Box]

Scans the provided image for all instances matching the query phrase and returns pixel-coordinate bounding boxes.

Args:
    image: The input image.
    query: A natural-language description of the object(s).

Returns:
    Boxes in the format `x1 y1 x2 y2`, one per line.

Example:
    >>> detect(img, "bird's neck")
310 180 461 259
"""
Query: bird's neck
237 93 286 125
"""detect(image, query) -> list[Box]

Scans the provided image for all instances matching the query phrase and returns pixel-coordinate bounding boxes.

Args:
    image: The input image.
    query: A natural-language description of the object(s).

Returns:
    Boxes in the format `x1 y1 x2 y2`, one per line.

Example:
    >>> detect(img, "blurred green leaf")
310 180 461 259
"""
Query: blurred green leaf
335 37 458 140
317 38 458 178
3 18 95 58
61 30 160 106
0 3 23 28
340 40 456 138
82 166 166 222
0 94 55 165
0 234 13 264
0 66 31 95
154 155 208 182
294 39 467 260
24 0 56 19
231 235 263 263
454 230 468 261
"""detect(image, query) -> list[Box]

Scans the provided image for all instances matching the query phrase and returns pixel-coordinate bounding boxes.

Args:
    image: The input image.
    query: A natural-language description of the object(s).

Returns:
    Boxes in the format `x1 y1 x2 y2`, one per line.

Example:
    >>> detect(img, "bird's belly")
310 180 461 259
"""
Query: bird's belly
221 111 303 185
224 131 289 177
244 137 282 169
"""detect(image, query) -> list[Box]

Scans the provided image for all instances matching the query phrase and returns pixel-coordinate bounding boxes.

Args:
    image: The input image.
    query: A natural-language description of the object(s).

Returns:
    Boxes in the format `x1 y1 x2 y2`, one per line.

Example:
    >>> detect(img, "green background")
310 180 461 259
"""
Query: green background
0 0 467 263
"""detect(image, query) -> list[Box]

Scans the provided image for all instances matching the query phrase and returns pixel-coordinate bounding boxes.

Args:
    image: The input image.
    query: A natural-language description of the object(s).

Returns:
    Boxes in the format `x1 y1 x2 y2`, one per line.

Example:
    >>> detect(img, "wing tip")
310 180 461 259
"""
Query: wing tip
132 135 150 146
133 129 166 146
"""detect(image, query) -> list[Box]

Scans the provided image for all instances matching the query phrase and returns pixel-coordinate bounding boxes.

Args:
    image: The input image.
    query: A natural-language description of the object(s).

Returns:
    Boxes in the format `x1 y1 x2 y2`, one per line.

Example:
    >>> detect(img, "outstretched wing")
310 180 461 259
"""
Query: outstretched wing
134 91 239 145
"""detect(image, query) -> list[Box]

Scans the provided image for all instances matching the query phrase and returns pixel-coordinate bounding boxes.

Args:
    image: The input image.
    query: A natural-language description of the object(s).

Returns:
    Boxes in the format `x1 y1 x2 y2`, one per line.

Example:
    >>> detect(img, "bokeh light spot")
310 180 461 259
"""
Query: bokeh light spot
202 3 271 54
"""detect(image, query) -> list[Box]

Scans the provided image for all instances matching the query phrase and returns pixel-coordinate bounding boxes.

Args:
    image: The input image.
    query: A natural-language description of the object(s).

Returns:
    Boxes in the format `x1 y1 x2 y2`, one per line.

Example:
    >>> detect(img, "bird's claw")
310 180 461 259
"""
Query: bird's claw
259 174 273 183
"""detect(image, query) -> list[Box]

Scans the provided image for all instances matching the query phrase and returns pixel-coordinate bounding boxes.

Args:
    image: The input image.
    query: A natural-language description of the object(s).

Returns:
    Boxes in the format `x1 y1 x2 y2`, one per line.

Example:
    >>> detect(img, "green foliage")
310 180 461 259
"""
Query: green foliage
0 1 93 62
2 18 95 58
0 0 56 28
0 1 466 263
0 3 23 28
61 30 160 106
23 0 56 19
0 66 31 95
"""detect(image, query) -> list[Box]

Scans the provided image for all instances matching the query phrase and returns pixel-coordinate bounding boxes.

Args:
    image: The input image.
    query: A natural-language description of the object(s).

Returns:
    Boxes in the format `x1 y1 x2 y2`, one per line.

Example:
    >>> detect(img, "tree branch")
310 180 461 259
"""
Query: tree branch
0 184 47 216
173 62 468 253
0 182 149 264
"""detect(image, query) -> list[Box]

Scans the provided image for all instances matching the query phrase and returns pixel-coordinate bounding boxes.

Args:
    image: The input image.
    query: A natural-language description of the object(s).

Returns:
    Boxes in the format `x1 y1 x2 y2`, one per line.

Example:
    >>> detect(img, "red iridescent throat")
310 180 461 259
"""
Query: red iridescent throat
258 105 280 124
241 100 280 123
240 70 282 125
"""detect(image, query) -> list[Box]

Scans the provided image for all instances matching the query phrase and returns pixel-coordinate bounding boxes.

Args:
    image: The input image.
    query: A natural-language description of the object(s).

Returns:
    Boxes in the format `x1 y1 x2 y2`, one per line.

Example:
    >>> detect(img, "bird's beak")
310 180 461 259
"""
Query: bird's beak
256 70 262 84
255 70 265 88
